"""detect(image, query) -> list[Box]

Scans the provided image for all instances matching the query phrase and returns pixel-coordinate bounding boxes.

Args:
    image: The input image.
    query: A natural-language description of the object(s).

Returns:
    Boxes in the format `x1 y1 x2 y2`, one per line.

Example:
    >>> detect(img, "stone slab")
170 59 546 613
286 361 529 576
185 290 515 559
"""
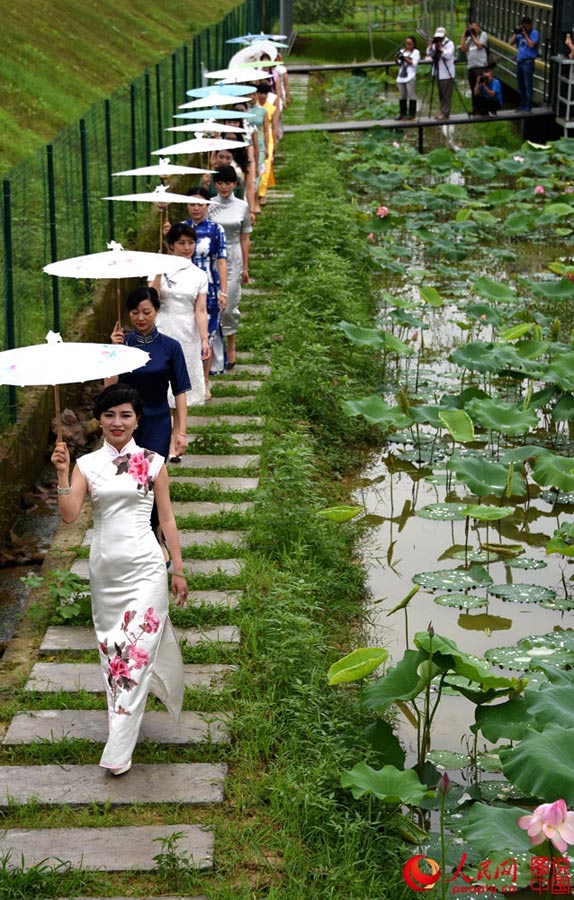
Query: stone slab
207 395 256 406
188 590 242 608
179 529 246 547
169 477 259 491
3 709 231 746
240 288 267 295
40 625 240 652
185 434 261 449
25 663 235 693
0 824 213 871
0 762 227 808
187 414 264 427
71 558 243 580
176 454 259 468
211 381 263 392
173 501 253 517
231 364 270 376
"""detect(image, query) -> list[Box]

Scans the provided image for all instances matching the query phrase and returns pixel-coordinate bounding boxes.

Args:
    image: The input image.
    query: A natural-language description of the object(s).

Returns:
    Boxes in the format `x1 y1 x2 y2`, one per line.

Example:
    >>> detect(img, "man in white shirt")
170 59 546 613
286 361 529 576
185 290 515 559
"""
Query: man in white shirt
427 27 456 119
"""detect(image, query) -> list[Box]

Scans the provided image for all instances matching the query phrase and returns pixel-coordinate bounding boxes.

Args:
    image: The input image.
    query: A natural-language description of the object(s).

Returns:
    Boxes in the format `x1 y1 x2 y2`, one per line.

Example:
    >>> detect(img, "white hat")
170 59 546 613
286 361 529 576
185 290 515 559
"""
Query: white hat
434 27 446 38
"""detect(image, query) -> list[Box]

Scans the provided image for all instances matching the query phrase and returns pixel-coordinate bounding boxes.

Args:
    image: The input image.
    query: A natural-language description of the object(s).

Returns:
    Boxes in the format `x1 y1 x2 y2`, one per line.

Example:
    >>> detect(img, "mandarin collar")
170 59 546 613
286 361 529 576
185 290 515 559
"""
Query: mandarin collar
104 438 137 459
134 326 159 345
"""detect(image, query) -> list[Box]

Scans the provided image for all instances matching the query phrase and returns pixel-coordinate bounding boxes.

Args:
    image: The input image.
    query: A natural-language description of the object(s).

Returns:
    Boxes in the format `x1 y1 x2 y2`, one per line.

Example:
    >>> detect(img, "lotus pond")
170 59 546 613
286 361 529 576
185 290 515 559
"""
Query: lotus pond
321 102 574 896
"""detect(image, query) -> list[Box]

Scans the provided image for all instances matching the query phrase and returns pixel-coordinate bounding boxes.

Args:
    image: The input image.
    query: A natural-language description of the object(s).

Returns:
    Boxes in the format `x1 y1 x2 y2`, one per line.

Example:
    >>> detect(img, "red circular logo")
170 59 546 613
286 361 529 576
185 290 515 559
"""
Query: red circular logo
403 855 441 892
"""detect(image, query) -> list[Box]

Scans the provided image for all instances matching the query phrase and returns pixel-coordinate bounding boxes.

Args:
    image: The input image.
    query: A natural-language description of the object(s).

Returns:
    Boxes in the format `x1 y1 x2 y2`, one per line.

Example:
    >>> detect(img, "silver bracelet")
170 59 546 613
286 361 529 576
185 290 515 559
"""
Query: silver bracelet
57 486 72 495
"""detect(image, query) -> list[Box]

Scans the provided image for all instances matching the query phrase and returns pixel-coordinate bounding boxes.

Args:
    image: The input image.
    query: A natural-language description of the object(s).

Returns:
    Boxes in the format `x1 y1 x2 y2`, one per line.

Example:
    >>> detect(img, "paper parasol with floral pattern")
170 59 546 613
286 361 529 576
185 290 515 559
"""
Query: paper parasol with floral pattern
0 331 150 442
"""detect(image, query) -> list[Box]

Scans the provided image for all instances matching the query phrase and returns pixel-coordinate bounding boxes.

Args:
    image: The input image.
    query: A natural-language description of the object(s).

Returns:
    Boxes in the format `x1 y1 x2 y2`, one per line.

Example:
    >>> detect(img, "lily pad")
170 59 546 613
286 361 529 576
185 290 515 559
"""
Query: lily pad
461 504 515 522
448 454 525 498
476 780 527 802
486 633 574 670
415 503 468 521
500 723 574 804
434 593 487 609
488 583 556 604
413 566 493 592
458 612 512 632
451 549 498 562
466 397 538 436
426 749 470 769
505 557 547 570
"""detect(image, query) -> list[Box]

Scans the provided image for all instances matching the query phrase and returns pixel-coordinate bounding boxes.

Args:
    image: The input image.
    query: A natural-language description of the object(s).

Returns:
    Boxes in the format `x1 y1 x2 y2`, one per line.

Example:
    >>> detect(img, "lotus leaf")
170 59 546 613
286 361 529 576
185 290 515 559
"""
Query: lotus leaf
542 489 574 505
461 504 515 521
362 649 433 711
477 781 528 802
448 455 525 498
327 648 388 685
486 633 574 670
530 278 574 300
336 321 385 348
499 323 535 342
423 147 454 171
434 593 487 609
497 157 529 175
455 207 471 223
415 630 515 690
526 681 574 729
470 210 498 227
506 557 547 570
413 567 493 592
441 386 489 408
556 226 573 236
539 202 574 218
473 697 529 742
452 549 498 562
419 285 442 307
409 404 442 428
541 597 574 611
458 612 512 632
449 341 517 374
426 749 470 769
433 182 469 200
439 409 475 443
547 521 574 556
529 386 559 408
504 211 535 234
500 724 574 803
466 160 498 180
488 583 556 604
500 445 551 464
465 302 502 325
341 396 412 429
340 762 428 804
513 339 549 359
457 803 532 858
317 505 363 523
416 503 468 521
485 188 514 206
387 309 426 328
533 454 574 492
466 398 538 435
544 353 574 390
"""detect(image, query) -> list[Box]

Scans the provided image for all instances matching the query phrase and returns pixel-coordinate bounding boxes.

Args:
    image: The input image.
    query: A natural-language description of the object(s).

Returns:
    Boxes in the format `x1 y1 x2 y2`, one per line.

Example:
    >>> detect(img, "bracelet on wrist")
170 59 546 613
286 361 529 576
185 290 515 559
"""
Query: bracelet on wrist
172 571 186 578
57 486 72 495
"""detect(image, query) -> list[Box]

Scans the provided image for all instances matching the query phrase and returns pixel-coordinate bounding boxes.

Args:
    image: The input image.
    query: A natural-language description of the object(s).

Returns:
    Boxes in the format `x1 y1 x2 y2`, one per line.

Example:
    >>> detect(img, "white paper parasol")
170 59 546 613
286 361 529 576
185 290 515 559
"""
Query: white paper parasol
0 331 150 442
152 137 245 156
178 93 246 109
174 108 254 120
226 32 287 44
187 84 253 98
167 121 250 134
205 61 273 79
103 185 198 204
113 158 213 177
43 241 186 320
229 43 278 66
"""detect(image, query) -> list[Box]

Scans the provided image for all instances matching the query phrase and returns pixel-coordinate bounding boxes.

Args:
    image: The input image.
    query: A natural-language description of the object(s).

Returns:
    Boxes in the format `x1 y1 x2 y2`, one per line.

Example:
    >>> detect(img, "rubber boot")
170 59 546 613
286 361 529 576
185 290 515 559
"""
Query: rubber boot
396 99 407 120
407 100 417 120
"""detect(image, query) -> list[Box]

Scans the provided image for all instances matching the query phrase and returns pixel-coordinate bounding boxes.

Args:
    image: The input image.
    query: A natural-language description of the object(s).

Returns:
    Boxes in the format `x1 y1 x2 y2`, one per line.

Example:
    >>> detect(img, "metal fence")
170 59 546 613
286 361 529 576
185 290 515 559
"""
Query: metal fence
0 0 278 427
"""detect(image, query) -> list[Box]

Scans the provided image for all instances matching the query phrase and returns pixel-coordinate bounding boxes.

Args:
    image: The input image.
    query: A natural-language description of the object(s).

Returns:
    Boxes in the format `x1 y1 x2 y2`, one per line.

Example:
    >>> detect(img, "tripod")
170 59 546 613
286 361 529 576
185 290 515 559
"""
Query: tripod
418 46 470 119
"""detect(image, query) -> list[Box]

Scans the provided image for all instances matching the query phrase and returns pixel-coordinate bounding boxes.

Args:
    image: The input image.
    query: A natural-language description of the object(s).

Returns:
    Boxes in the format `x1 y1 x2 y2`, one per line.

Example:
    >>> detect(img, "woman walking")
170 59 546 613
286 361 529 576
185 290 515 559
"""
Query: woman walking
51 383 188 776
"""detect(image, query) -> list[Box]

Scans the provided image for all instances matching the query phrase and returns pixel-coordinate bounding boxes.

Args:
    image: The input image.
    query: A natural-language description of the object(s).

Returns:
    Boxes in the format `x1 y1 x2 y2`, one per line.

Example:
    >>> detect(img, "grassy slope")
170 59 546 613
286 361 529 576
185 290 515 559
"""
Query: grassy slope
0 0 237 174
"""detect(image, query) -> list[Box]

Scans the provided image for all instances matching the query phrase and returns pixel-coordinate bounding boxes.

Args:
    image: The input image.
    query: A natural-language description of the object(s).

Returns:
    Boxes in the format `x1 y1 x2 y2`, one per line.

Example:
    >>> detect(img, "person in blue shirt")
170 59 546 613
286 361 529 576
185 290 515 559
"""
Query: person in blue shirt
473 69 503 116
509 16 539 112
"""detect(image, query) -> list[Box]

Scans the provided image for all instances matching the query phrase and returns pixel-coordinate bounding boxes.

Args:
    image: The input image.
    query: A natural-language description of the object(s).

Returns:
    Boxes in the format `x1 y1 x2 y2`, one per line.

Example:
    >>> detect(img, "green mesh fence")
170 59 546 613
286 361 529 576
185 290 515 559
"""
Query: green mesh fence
0 0 278 427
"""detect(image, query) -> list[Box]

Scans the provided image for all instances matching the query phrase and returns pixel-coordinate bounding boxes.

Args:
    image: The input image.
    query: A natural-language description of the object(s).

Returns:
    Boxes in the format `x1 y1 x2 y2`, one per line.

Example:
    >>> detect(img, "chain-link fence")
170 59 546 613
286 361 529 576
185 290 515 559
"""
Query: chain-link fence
0 0 278 427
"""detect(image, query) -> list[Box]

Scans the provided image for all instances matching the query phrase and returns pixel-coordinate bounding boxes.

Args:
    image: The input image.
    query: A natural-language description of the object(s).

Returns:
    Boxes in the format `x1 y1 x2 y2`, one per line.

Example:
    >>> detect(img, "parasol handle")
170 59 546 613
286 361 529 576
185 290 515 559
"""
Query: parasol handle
54 384 63 445
159 206 164 253
116 281 122 324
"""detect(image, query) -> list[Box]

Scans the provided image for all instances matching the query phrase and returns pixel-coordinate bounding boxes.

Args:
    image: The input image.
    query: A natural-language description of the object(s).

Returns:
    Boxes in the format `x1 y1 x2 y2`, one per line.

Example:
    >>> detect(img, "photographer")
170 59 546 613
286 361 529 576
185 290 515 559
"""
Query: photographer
509 16 539 112
426 27 455 120
395 35 420 120
473 69 502 116
460 21 488 114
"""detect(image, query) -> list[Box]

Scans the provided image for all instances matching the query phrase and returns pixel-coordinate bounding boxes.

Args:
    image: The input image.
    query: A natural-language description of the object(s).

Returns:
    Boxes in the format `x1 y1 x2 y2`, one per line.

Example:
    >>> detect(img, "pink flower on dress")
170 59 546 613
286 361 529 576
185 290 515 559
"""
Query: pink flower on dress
534 184 546 196
128 451 151 486
109 655 131 681
142 606 160 634
128 644 149 669
376 205 389 218
518 800 574 854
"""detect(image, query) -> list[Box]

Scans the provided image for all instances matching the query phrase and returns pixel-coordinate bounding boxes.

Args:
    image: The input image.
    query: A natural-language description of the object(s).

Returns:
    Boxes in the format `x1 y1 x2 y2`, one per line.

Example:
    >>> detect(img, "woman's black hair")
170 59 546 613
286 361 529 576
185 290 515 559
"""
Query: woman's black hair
220 135 249 174
256 82 271 95
166 222 197 245
93 383 144 419
187 186 211 202
126 285 160 312
406 34 417 47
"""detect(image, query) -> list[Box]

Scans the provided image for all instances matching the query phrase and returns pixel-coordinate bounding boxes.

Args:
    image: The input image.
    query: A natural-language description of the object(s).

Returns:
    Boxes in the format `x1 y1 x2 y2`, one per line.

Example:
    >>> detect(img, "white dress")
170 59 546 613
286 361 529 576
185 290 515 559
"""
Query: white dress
156 260 209 407
77 439 184 771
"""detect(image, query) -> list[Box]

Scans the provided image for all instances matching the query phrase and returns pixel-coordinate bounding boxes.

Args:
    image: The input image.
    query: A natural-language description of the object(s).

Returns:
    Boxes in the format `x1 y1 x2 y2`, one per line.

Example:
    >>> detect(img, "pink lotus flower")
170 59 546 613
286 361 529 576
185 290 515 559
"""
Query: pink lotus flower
534 185 545 196
128 451 150 486
142 606 160 634
518 799 574 853
109 655 131 680
128 644 149 669
376 205 389 218
392 141 400 148
367 232 375 243
564 186 574 194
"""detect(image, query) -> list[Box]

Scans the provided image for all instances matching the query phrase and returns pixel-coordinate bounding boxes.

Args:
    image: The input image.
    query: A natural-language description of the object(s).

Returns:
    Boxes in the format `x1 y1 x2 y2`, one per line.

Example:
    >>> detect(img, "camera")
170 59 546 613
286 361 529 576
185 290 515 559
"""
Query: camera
396 49 405 61
514 26 524 35
432 35 443 43
465 28 472 38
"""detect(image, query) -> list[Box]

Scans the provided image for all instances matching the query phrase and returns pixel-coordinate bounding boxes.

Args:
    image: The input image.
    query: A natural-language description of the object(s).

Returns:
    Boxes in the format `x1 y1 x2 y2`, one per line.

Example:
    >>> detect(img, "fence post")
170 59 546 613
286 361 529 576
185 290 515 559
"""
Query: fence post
183 43 189 95
130 83 138 200
155 63 163 150
172 51 178 113
46 145 60 333
105 99 114 241
144 69 152 162
2 179 17 419
79 118 91 255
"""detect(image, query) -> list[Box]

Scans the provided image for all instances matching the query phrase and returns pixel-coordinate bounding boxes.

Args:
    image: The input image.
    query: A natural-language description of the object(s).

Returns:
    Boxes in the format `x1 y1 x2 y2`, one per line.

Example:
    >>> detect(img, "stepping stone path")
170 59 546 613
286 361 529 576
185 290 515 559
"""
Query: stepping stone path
1 347 268 883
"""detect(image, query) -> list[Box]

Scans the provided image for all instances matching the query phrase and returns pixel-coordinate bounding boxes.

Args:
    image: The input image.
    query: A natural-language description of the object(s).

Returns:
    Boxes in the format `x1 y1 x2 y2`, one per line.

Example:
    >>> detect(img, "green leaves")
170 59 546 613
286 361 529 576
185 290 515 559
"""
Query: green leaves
327 648 388 684
341 762 429 804
500 724 574 803
317 505 363 523
438 409 475 443
341 396 411 428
